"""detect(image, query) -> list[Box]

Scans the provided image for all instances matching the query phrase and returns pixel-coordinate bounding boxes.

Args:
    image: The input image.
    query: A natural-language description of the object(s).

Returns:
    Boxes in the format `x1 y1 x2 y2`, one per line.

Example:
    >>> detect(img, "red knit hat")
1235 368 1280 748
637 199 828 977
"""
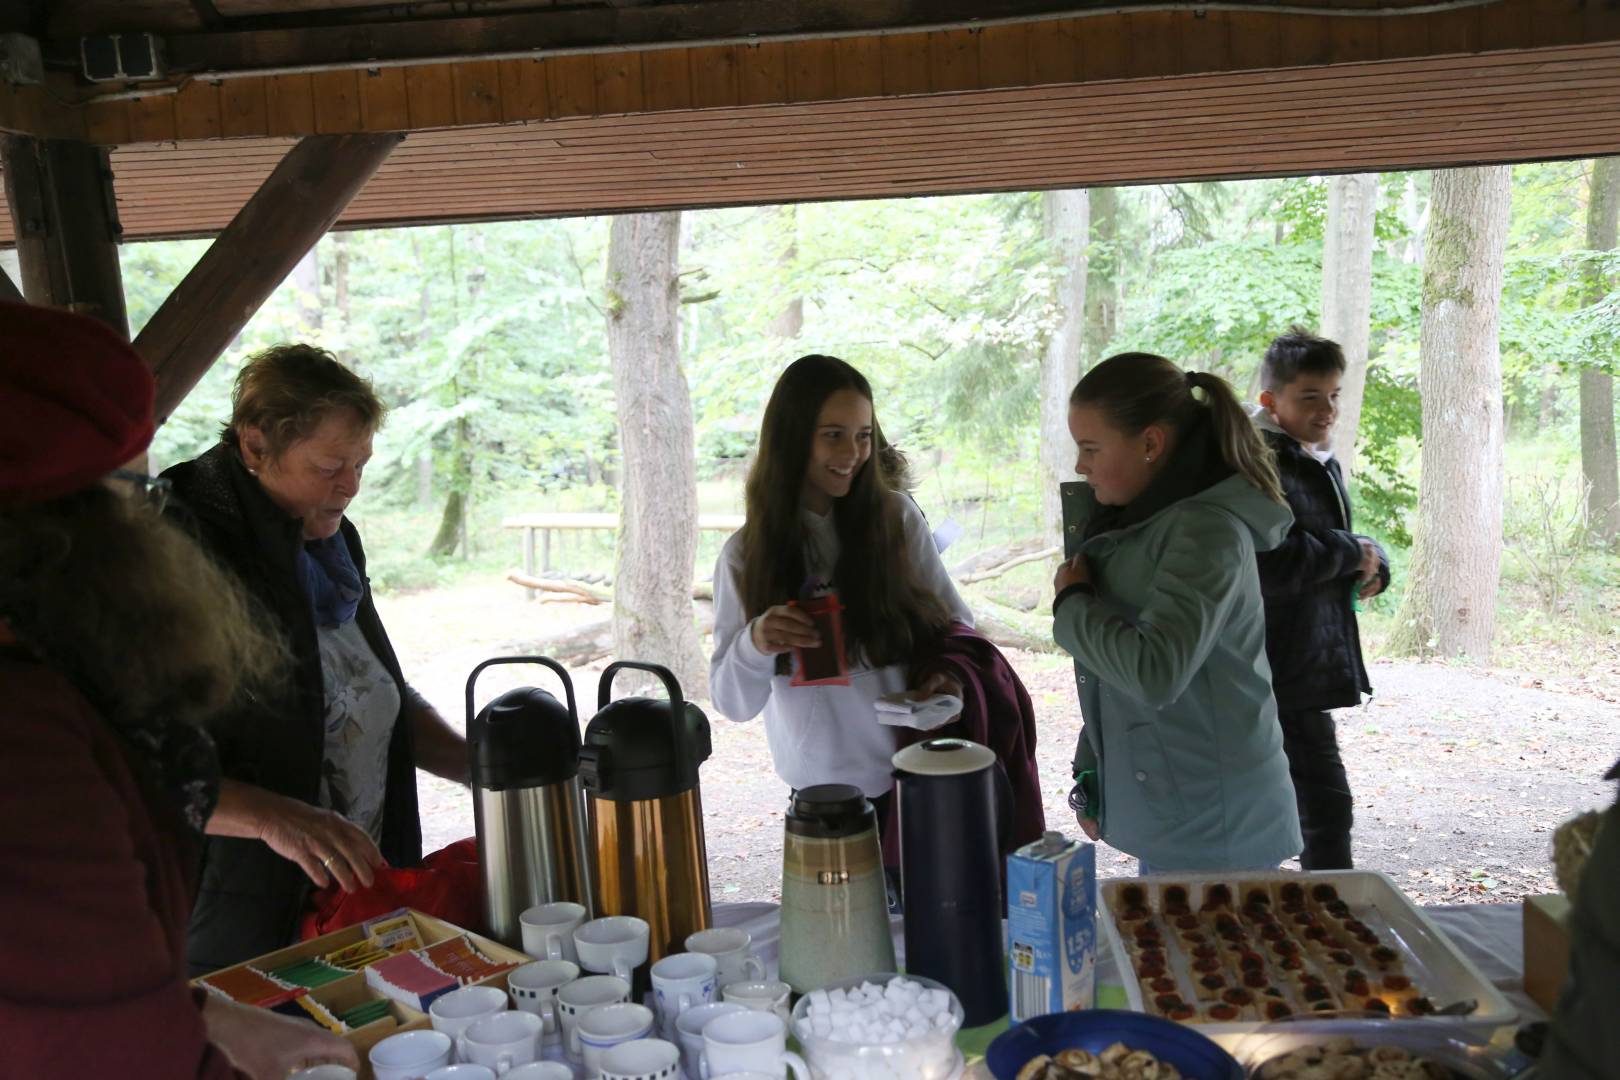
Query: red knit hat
0 301 156 504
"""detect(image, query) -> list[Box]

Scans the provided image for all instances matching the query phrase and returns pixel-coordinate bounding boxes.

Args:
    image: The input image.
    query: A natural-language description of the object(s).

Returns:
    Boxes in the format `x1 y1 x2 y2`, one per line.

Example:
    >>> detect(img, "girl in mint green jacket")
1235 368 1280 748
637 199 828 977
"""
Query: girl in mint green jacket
1053 353 1303 873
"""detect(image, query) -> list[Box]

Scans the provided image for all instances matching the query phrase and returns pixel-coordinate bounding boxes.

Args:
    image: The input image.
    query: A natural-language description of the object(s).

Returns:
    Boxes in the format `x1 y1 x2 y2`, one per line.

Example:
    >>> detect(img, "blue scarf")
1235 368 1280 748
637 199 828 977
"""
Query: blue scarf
298 532 362 628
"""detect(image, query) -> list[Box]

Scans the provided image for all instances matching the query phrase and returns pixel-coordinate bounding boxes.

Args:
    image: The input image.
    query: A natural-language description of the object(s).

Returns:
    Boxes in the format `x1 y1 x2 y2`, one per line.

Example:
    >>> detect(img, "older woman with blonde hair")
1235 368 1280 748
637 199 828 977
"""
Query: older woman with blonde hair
0 303 357 1076
164 344 469 975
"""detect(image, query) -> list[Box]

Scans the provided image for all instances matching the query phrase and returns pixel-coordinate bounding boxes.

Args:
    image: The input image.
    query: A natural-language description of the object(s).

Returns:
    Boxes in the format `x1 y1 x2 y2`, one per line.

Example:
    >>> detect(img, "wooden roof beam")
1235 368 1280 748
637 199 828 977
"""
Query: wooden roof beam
1 135 127 334
149 0 1472 78
136 131 400 423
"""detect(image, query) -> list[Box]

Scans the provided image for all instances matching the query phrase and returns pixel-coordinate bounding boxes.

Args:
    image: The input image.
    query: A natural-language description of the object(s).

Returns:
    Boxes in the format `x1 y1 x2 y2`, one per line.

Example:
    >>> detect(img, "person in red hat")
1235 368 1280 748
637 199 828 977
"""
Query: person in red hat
0 302 358 1078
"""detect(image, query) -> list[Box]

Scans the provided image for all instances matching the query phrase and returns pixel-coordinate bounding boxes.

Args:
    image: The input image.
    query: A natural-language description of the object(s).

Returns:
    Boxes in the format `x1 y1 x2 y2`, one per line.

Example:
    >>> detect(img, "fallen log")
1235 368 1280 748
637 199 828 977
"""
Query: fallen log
948 536 1045 577
507 570 611 603
963 591 1062 654
954 545 1061 586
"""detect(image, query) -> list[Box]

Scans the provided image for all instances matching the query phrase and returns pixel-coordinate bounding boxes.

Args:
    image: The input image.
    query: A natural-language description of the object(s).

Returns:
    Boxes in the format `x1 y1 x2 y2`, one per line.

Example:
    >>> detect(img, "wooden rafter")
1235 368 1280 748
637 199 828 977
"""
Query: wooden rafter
135 131 401 423
0 135 127 333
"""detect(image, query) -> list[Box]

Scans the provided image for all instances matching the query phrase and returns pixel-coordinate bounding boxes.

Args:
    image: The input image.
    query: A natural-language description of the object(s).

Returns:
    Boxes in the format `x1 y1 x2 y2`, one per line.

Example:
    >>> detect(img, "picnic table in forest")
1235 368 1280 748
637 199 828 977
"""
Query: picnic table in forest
502 512 745 600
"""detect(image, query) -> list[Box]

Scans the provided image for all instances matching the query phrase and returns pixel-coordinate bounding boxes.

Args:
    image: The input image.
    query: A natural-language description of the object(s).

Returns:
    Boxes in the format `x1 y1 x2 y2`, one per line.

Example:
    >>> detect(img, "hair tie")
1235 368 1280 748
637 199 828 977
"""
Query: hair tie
1185 370 1198 387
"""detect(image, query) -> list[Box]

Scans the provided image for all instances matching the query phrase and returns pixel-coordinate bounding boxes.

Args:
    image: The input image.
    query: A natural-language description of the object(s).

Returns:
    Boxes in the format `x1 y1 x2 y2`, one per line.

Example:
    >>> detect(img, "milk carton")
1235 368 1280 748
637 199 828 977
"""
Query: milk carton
1006 831 1096 1021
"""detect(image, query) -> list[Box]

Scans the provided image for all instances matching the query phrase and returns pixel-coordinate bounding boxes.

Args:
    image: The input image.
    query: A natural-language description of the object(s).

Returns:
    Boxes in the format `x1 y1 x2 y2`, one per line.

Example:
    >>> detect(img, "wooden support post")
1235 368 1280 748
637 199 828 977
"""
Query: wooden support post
0 136 128 335
135 132 402 424
522 527 537 601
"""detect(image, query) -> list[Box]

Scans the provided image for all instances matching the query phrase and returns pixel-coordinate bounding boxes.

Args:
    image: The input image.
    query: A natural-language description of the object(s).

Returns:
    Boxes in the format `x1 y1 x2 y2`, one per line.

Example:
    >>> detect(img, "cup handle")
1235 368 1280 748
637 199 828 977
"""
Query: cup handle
547 933 564 961
699 1051 712 1080
743 955 767 981
498 1050 515 1075
568 1018 581 1057
455 1032 470 1064
782 1050 812 1080
539 997 557 1036
612 956 633 981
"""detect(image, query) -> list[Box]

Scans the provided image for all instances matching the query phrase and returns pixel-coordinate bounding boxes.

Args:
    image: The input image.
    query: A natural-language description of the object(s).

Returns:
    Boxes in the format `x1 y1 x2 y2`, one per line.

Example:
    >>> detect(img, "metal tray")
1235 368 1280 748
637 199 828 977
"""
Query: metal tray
1096 870 1518 1035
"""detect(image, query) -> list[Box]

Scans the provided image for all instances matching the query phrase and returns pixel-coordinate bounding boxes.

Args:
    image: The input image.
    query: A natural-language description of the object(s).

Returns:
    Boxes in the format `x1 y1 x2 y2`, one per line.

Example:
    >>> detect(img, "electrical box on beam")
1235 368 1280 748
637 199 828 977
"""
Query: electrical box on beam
80 33 165 82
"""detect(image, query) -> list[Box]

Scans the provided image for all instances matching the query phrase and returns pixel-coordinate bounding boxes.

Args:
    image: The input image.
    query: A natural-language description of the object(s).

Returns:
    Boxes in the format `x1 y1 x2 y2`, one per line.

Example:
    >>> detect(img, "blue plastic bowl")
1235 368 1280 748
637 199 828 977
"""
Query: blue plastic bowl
986 1010 1244 1080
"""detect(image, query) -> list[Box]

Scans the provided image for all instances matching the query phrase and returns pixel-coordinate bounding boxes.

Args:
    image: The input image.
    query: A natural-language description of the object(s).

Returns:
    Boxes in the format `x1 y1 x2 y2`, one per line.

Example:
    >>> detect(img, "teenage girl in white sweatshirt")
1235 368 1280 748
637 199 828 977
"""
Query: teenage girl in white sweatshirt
708 354 974 806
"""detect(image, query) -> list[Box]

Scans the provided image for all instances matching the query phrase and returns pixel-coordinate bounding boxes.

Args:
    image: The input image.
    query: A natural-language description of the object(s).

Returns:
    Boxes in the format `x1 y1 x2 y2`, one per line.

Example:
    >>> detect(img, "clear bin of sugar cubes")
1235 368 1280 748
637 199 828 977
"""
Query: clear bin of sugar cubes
791 973 964 1080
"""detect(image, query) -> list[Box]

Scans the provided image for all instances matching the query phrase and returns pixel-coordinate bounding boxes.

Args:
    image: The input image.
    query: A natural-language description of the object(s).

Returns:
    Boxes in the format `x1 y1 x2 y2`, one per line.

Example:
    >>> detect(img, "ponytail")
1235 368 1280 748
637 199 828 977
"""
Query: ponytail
1071 353 1284 504
1185 370 1284 503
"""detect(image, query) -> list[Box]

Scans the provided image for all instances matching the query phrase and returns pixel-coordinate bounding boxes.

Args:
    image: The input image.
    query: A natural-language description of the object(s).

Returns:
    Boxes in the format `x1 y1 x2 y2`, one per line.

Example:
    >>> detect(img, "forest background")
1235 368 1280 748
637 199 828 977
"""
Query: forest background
53 160 1619 900
119 162 1618 669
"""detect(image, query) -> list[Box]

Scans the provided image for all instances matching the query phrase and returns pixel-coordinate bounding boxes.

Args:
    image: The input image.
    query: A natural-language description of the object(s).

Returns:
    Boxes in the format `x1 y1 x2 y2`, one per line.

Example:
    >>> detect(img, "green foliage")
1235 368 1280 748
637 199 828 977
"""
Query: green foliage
1351 364 1421 546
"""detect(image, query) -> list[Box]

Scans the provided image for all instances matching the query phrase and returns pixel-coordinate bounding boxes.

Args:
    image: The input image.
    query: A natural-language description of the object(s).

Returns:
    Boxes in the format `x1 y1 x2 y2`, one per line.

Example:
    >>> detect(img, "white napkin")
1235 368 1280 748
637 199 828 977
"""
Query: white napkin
874 692 963 731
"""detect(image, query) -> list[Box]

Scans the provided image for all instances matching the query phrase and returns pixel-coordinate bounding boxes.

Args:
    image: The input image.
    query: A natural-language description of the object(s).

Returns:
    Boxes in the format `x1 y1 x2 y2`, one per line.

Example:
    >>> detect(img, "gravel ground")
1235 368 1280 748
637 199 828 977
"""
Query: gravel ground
380 576 1619 908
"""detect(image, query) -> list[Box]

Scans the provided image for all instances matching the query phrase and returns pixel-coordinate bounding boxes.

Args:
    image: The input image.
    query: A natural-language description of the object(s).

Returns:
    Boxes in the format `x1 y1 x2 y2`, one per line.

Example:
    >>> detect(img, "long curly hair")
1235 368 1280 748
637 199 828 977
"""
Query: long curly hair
0 485 287 728
738 354 951 669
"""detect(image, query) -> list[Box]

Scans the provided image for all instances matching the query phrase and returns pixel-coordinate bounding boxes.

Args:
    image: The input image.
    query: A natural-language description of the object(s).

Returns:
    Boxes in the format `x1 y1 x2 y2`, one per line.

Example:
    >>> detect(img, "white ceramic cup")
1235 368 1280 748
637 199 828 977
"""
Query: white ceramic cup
684 927 767 988
425 1066 497 1080
650 951 719 1038
521 901 587 963
288 1068 357 1080
557 974 632 1061
573 1002 656 1079
721 980 792 1024
503 1064 577 1080
699 1010 810 1080
370 1030 454 1080
507 958 579 1036
600 1037 682 1080
429 985 510 1041
574 915 652 981
457 1010 544 1075
674 1001 747 1079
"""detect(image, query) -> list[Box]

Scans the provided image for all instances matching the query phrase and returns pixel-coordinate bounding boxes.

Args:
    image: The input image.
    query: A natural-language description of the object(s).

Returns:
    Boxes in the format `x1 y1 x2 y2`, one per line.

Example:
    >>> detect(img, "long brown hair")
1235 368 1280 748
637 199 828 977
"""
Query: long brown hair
1071 352 1284 503
739 355 951 668
0 486 287 727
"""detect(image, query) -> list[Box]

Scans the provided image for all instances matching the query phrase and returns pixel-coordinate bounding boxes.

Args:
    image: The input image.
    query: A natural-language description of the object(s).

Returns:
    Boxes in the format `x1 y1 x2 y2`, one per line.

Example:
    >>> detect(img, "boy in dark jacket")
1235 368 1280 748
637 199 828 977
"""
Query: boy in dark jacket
1250 329 1390 870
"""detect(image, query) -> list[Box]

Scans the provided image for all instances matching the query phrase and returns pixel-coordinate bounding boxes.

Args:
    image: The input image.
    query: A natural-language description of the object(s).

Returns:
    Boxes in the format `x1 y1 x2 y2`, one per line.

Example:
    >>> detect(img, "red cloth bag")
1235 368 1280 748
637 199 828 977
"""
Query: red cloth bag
298 838 485 939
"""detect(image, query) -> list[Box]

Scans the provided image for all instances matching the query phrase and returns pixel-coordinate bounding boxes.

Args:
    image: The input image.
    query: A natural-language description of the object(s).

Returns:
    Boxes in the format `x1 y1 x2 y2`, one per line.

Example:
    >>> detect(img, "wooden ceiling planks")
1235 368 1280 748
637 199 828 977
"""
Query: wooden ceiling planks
5 40 1620 246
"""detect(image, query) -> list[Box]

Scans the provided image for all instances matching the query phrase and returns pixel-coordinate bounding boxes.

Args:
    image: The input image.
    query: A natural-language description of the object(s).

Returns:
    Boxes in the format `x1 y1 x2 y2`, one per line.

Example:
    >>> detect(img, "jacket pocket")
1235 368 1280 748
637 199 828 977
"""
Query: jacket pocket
1121 719 1189 827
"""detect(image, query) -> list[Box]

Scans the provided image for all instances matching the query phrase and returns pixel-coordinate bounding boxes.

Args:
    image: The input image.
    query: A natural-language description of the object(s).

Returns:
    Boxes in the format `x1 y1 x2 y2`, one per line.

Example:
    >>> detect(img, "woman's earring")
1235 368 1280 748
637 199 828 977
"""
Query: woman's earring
1145 455 1154 464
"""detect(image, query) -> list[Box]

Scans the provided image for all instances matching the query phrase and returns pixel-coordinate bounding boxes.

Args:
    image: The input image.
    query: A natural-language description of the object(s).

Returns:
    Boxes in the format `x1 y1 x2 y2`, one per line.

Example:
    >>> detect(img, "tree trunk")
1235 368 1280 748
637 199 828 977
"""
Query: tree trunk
1321 173 1377 475
1580 157 1620 545
291 247 322 332
1083 187 1118 362
607 211 707 696
1388 167 1512 660
332 232 351 323
1040 189 1089 550
767 205 803 341
428 409 471 558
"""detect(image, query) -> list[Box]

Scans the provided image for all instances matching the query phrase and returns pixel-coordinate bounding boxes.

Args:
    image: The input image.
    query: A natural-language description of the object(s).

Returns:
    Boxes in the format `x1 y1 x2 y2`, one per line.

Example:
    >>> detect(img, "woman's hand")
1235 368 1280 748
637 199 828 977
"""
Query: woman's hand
1077 815 1101 841
750 604 821 656
1054 554 1092 595
209 780 385 891
203 994 359 1079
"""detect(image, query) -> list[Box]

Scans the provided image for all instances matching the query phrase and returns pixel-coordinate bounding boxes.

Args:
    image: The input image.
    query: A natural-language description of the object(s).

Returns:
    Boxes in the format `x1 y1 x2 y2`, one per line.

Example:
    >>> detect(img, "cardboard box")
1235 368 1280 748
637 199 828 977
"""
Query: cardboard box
1006 832 1097 1021
1523 893 1573 1014
193 909 530 1079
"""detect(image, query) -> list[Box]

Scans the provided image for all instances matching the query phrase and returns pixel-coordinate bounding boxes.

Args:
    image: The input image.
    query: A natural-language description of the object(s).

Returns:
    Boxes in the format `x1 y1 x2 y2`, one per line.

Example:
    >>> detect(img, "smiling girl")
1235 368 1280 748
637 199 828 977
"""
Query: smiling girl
1053 352 1302 874
709 355 972 810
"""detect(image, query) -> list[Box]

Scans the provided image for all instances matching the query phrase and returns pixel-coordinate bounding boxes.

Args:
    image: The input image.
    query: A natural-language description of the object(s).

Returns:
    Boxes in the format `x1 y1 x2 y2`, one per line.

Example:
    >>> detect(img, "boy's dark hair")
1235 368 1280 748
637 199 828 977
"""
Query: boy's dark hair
1262 327 1346 391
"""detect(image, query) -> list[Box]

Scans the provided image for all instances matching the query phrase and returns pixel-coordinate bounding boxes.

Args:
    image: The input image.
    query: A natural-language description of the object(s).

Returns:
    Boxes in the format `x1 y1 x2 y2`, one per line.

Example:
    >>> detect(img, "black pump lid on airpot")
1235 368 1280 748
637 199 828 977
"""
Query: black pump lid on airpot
578 661 712 802
465 656 581 792
786 783 875 840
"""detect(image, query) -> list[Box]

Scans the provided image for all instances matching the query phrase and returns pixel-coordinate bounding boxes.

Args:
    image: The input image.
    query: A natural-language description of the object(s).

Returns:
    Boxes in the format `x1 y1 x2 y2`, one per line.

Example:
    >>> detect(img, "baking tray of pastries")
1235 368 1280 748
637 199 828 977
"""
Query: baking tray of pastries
1097 871 1516 1034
